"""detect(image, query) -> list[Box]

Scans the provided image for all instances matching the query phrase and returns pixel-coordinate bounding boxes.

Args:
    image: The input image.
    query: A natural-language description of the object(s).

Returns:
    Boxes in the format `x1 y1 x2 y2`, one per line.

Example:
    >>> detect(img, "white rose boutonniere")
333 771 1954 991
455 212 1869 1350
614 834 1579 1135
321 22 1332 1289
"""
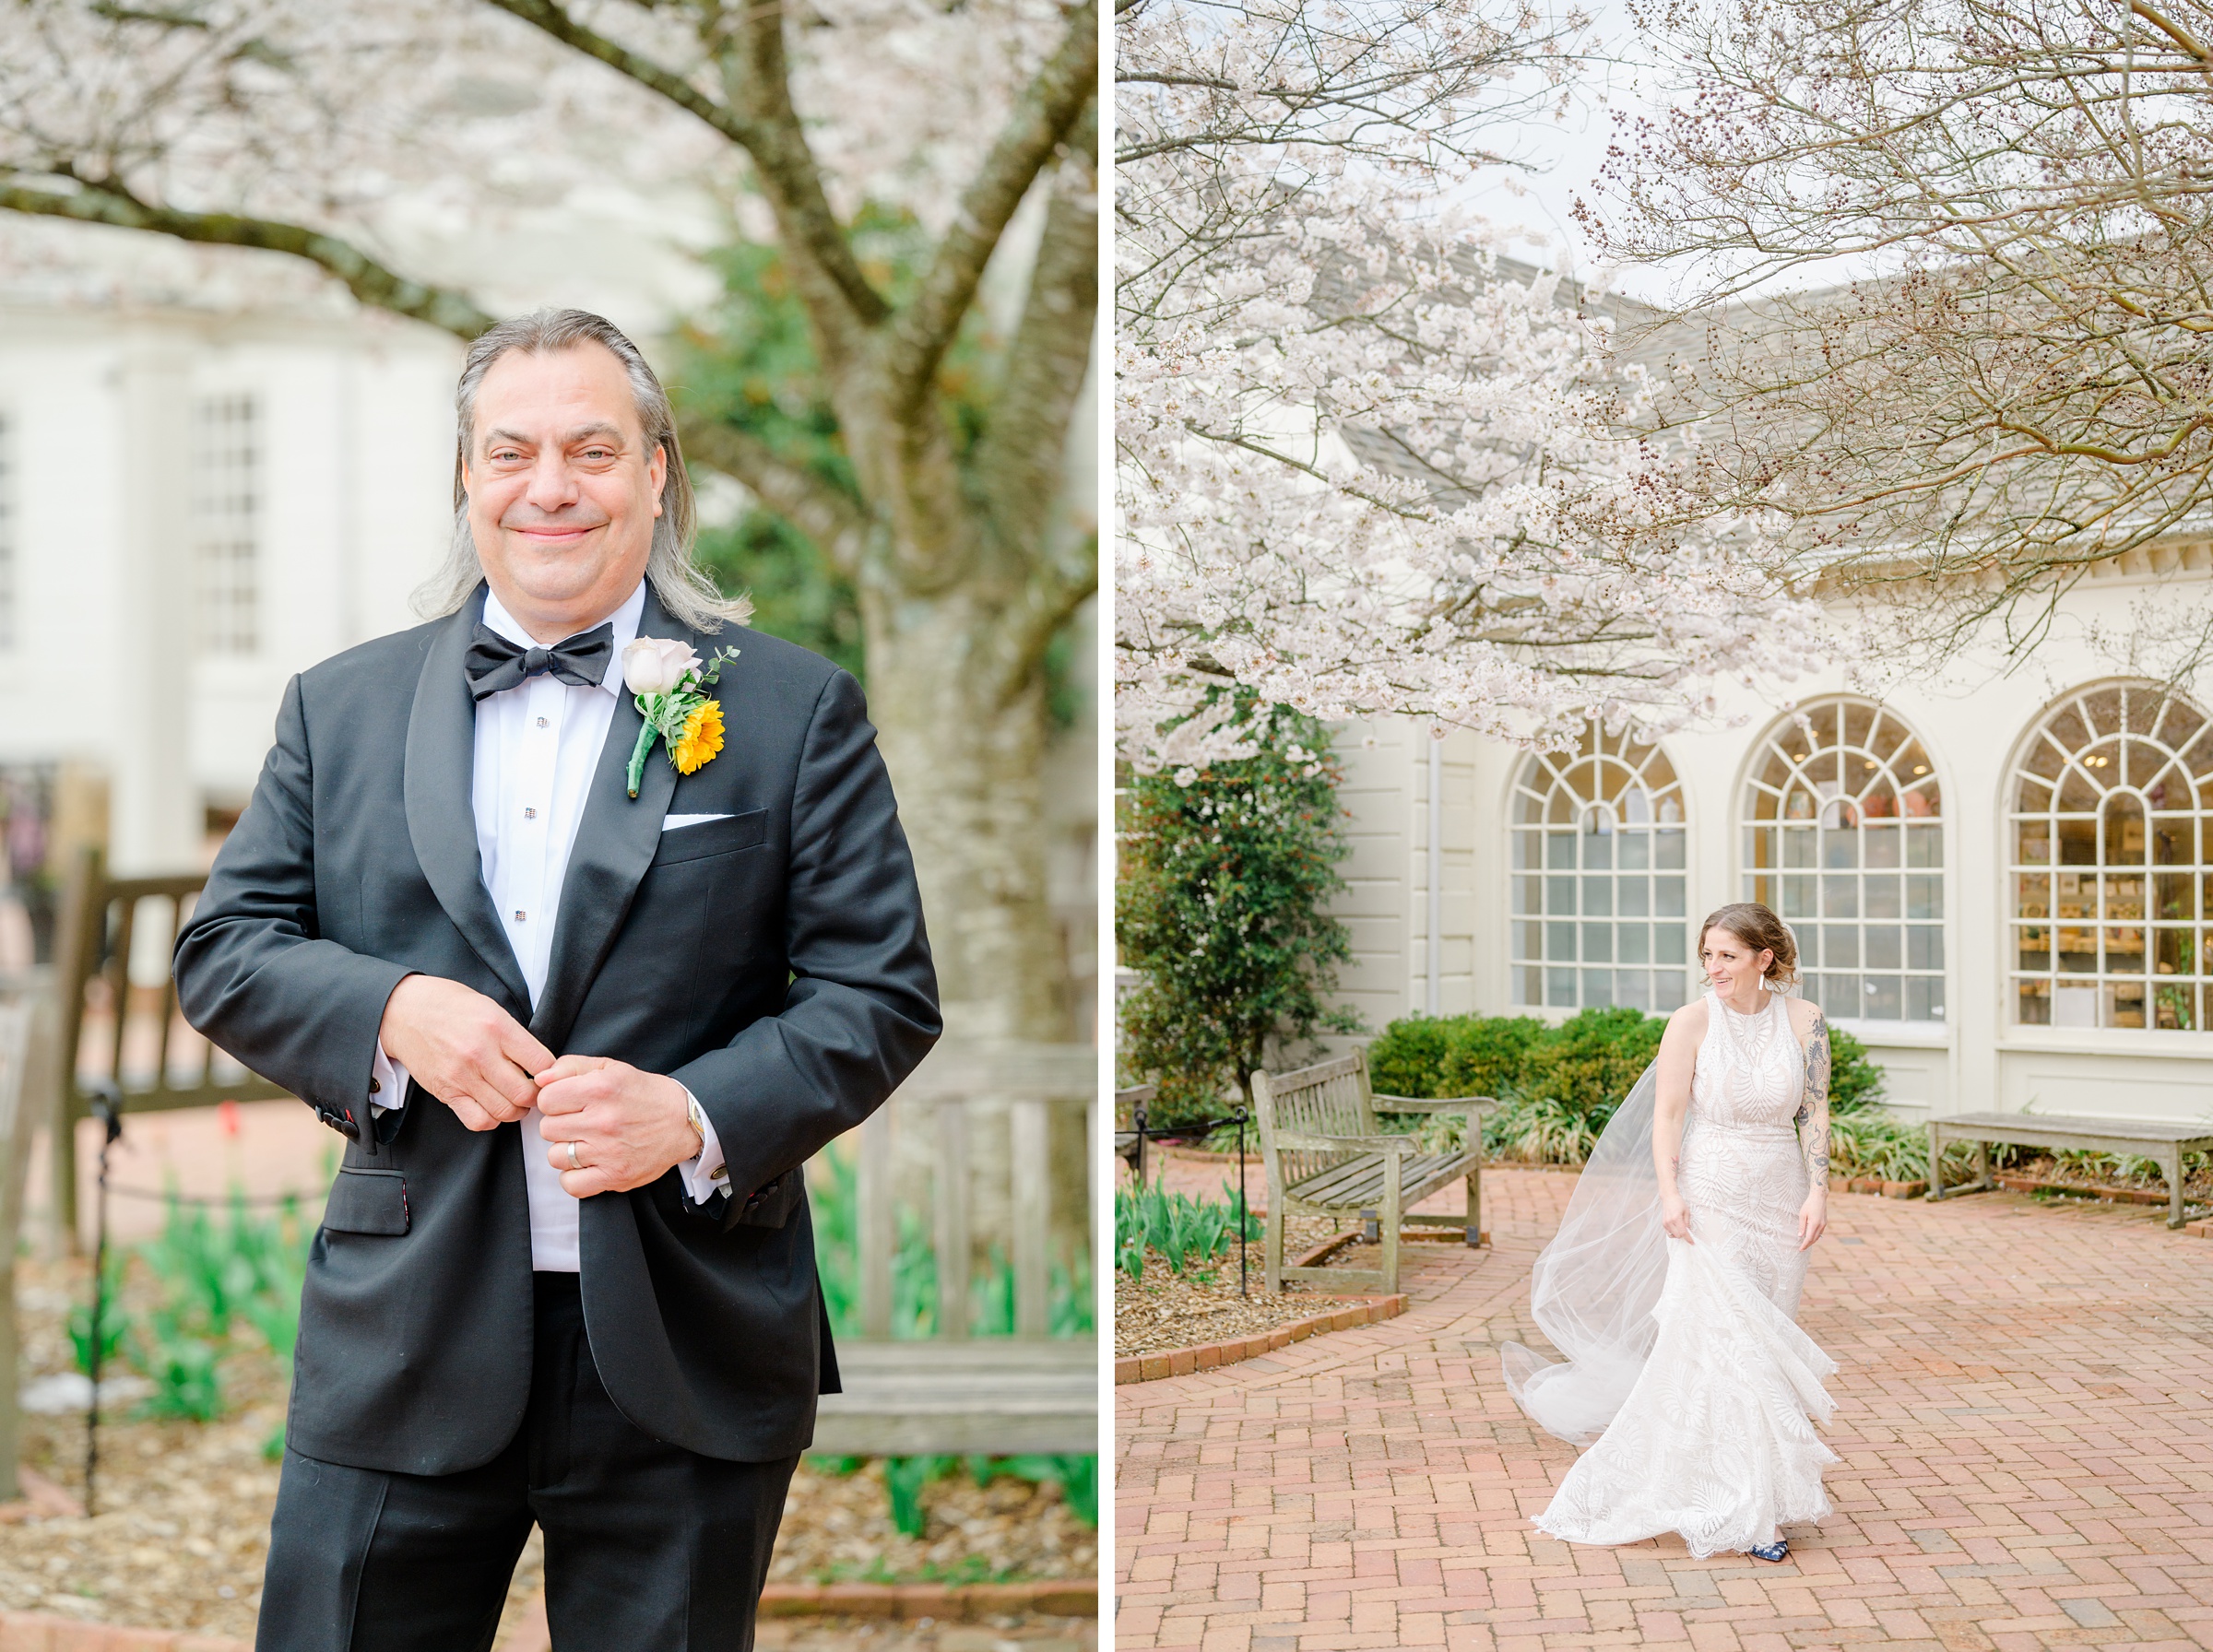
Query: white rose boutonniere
621 636 740 797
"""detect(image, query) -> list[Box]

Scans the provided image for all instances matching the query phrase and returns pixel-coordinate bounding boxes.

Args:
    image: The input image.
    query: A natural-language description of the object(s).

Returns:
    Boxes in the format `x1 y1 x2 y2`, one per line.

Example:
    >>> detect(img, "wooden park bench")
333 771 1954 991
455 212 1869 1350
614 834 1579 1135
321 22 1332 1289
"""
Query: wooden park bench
1251 1048 1494 1295
809 1041 1097 1457
1926 1111 2213 1230
53 846 285 1243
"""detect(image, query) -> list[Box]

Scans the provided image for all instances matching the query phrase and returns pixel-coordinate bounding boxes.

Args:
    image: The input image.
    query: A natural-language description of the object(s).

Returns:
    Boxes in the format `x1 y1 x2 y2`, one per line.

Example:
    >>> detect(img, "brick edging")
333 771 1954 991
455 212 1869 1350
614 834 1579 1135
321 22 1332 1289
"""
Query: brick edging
0 1581 1098 1647
759 1580 1096 1618
1113 1293 1407 1384
0 1611 248 1650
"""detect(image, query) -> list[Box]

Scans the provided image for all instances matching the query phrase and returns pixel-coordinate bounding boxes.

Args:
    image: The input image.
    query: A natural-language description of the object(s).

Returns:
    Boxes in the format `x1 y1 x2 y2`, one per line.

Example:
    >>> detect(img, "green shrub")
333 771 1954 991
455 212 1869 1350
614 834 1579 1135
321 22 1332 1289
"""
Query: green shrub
1365 1017 1455 1099
1826 1026 1885 1114
1365 1002 1892 1167
1437 1016 1551 1103
1118 694 1362 1125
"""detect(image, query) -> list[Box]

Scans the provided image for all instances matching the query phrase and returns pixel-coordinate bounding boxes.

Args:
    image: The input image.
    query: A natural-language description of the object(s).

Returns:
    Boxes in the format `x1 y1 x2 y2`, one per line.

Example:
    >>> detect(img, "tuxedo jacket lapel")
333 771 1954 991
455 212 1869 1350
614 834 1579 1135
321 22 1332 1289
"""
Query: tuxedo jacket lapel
405 584 532 1013
531 584 685 1049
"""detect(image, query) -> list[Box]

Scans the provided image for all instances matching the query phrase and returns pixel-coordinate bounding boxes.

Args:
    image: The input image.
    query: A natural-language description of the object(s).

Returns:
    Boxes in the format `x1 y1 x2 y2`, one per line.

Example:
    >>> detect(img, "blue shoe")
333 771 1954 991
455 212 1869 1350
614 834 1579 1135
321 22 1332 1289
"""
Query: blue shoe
1747 1538 1789 1563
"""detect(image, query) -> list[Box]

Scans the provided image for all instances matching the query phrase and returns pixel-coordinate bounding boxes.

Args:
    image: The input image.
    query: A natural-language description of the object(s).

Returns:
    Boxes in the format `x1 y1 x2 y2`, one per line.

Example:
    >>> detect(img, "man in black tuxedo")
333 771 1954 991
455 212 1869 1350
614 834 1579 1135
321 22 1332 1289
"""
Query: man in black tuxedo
175 309 939 1651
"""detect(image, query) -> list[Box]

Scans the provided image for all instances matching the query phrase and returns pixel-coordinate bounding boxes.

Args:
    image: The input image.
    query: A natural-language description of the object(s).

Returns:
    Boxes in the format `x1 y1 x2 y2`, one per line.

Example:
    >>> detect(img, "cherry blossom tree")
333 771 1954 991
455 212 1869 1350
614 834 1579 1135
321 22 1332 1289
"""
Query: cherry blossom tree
0 0 1097 1042
1115 0 1825 773
1584 0 2213 662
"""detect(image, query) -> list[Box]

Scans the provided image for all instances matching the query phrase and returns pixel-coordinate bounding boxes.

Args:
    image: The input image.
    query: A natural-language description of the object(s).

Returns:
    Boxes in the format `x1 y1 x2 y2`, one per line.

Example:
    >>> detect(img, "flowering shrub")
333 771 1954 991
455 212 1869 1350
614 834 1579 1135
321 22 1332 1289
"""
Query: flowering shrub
1117 696 1361 1125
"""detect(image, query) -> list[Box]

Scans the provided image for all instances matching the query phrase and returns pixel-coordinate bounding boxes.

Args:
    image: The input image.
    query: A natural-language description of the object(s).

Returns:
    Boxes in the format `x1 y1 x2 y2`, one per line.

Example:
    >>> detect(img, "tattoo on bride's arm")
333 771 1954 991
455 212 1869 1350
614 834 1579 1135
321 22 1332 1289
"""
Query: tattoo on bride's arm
1802 1011 1832 1177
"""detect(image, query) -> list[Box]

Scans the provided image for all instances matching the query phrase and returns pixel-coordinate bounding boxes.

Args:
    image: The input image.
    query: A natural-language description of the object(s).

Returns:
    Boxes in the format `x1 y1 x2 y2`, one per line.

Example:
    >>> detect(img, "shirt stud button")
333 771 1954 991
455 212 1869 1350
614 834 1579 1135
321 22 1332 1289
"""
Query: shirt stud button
514 910 527 922
525 808 537 820
537 716 549 728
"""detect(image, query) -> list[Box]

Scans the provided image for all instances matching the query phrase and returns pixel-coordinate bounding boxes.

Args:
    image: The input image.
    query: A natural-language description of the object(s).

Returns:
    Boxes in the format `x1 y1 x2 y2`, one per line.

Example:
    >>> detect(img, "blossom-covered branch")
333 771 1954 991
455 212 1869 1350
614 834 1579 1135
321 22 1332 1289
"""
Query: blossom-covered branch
1117 0 1824 773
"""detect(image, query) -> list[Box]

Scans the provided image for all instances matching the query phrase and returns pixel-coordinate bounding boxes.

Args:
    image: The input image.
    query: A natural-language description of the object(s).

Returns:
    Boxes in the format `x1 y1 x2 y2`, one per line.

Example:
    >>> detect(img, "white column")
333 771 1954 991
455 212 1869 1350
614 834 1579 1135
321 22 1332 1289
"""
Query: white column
109 335 199 875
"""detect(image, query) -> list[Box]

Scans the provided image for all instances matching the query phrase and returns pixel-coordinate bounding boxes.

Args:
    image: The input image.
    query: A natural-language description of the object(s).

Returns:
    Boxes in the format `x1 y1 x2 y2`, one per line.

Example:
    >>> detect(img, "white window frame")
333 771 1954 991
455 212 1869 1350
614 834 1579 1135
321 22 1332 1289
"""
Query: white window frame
2007 680 2213 1032
1741 698 1947 1025
1508 726 1691 1013
192 392 260 656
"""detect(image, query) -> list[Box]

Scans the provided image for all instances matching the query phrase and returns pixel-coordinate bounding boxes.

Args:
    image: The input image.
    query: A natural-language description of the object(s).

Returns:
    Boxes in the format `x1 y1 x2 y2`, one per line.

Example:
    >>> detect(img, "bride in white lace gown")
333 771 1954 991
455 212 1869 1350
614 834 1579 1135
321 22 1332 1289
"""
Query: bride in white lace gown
1502 903 1836 1563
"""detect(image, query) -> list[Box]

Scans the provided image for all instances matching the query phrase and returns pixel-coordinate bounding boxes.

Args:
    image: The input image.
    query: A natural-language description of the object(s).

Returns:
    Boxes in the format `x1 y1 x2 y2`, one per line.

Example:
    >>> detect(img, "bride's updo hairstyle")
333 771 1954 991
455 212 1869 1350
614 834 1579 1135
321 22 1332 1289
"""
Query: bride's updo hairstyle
1697 902 1800 986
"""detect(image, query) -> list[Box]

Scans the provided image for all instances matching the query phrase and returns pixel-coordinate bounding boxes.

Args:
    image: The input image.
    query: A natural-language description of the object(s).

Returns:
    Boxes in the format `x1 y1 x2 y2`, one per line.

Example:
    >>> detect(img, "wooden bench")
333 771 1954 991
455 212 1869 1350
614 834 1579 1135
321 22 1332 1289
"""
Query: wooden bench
811 1041 1097 1456
1926 1112 2213 1229
53 847 285 1244
1251 1048 1494 1294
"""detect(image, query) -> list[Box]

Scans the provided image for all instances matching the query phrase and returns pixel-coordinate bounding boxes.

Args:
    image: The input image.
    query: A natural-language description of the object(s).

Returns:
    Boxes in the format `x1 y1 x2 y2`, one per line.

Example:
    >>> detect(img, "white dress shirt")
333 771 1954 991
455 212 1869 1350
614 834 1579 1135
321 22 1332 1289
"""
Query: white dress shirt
373 579 727 1271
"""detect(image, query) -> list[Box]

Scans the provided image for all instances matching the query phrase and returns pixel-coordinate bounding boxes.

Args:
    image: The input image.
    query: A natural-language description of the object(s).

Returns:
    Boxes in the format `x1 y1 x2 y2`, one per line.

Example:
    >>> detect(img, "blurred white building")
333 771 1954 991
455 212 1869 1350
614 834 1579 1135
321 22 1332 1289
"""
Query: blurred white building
0 223 463 905
1323 555 2213 1127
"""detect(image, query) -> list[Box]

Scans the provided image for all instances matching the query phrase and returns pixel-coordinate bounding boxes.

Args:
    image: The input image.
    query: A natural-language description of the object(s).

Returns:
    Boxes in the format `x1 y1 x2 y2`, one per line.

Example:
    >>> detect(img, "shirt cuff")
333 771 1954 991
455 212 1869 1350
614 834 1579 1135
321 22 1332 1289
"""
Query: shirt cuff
371 1043 409 1116
680 1087 728 1204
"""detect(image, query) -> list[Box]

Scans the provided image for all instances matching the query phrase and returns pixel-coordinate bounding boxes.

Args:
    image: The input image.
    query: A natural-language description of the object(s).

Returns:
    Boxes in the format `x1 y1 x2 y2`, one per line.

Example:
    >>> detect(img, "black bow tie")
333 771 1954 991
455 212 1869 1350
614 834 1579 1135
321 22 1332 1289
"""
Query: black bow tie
463 622 616 702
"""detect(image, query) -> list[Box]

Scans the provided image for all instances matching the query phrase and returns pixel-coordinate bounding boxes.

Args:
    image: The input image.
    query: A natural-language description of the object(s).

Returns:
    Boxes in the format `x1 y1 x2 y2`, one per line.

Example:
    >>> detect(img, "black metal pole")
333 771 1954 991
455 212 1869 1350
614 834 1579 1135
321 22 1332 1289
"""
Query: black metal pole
84 1085 121 1518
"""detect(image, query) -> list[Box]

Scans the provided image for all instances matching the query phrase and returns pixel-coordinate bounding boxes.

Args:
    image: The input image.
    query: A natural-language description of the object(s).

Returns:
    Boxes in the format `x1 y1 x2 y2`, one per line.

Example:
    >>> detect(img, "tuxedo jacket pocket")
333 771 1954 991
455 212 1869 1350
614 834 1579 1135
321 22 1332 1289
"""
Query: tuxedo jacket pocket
652 808 769 867
324 1167 409 1236
730 1167 802 1231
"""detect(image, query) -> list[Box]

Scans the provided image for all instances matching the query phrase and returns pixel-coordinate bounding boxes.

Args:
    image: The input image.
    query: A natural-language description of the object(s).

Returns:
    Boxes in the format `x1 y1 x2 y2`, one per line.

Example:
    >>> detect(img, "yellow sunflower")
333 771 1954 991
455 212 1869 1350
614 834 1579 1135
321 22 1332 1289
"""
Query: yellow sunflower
672 700 726 775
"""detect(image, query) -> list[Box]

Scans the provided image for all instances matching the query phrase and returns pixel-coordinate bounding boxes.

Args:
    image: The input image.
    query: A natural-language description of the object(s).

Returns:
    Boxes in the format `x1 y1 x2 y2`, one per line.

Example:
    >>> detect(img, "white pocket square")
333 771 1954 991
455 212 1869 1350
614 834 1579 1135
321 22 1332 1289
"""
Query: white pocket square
661 813 734 832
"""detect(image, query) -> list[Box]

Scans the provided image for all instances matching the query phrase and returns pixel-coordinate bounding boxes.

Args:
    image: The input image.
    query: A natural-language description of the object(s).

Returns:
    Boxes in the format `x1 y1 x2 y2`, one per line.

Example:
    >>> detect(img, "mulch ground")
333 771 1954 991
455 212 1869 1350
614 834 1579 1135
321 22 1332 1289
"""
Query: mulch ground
1114 1215 1421 1359
3 1256 1092 1641
1998 1150 2213 1207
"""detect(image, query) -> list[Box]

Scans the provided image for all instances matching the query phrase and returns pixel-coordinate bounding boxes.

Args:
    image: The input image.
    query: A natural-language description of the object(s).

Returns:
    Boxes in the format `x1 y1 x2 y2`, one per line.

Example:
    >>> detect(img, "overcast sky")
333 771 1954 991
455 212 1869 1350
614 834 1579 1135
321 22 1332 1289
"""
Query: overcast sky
1454 2 1696 304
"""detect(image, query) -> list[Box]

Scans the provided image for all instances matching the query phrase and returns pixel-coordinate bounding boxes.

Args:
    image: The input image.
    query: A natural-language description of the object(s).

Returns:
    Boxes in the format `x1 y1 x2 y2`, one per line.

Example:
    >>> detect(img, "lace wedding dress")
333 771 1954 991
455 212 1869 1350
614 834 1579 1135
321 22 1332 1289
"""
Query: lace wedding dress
1504 988 1837 1557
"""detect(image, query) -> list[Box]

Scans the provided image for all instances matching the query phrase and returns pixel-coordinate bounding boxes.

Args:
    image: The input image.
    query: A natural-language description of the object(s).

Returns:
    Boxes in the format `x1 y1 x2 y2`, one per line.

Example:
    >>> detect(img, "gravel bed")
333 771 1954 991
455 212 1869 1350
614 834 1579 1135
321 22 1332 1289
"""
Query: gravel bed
3 1257 1092 1641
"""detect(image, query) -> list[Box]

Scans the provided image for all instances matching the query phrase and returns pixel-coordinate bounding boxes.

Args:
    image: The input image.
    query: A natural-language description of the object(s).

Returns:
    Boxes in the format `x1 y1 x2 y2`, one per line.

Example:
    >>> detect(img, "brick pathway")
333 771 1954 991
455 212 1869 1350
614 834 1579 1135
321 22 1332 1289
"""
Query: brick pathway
1115 1169 2213 1650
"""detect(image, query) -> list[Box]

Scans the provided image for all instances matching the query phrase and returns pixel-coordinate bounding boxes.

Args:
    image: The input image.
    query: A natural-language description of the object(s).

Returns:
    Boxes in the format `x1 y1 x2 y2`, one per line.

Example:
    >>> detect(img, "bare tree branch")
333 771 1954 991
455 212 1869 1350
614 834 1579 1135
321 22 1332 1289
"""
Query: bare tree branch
0 174 494 338
723 0 893 340
883 0 1097 416
970 105 1097 550
677 414 873 579
479 0 751 145
482 0 890 339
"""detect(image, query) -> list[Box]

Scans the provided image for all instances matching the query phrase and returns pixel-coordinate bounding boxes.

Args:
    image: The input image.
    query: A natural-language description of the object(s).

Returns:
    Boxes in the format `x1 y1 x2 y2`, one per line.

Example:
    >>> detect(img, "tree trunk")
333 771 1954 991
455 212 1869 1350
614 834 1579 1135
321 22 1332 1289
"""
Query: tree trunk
864 585 1071 1044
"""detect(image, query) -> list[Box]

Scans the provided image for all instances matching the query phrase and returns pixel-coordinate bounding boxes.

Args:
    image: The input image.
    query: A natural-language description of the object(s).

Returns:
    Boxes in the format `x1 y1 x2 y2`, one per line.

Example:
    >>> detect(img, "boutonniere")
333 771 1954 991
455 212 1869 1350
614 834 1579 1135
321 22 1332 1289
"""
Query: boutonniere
621 637 740 797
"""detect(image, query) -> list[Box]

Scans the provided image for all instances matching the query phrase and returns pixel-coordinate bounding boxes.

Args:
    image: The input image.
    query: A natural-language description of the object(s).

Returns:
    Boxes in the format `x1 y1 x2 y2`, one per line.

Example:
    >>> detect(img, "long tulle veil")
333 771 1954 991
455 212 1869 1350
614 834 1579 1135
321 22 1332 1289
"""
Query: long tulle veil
1499 1058 1680 1445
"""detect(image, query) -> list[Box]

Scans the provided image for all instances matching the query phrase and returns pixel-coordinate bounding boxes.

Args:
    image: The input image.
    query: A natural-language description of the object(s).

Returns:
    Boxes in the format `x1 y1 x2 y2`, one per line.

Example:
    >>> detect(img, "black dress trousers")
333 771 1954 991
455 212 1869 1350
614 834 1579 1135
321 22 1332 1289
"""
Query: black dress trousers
257 1272 798 1652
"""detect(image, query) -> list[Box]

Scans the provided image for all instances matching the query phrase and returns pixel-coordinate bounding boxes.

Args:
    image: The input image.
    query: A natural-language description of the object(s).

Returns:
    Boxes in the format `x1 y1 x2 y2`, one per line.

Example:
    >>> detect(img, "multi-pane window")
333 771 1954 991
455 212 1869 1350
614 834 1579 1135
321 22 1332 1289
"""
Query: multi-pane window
192 394 258 655
1743 700 1945 1023
1509 726 1689 1012
2009 682 2213 1031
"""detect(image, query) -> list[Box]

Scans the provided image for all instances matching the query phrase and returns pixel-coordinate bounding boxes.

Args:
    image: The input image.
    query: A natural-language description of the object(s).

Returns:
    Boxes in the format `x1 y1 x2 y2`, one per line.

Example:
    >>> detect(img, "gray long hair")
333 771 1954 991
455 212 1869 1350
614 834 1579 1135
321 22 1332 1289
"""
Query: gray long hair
413 307 751 632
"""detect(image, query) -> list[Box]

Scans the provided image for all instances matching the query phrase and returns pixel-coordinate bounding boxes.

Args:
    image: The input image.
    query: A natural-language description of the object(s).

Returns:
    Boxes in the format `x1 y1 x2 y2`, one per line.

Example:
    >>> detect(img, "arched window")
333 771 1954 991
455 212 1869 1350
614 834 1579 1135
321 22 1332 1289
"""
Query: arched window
1509 726 1688 1012
2009 682 2213 1031
1743 700 1945 1023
